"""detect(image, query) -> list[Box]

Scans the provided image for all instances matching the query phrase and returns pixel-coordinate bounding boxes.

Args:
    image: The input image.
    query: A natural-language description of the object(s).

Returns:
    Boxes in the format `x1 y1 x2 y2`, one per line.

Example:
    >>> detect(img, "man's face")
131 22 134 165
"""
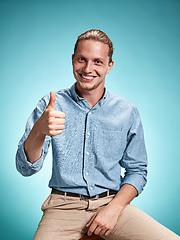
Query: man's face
72 40 114 92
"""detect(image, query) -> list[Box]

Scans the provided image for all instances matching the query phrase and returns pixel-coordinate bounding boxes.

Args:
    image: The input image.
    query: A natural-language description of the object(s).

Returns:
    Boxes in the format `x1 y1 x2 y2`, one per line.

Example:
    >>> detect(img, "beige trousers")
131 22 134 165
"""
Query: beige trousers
33 193 179 240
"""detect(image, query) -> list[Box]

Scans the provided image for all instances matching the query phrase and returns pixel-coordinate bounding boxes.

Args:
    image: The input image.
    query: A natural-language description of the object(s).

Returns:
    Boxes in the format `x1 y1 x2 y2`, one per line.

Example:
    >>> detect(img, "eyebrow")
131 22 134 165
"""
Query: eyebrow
77 55 105 61
94 57 104 62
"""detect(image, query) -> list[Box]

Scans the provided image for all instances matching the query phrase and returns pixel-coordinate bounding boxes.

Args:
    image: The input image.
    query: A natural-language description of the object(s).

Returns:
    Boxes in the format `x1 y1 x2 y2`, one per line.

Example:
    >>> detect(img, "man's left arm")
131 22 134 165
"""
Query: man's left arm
87 105 148 236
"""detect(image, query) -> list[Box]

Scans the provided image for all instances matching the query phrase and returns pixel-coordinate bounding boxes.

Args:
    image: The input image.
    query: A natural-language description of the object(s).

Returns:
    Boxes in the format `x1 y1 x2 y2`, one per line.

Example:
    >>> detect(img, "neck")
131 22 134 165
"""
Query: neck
75 83 105 108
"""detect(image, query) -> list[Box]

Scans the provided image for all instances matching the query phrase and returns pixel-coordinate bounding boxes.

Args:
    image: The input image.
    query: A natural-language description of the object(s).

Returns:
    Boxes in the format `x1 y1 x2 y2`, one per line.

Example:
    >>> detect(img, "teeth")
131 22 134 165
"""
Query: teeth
82 75 94 80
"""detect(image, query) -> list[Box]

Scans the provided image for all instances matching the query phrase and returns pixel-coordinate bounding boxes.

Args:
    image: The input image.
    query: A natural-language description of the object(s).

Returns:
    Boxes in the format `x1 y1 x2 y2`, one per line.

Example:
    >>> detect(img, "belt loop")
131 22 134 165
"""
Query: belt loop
107 191 110 197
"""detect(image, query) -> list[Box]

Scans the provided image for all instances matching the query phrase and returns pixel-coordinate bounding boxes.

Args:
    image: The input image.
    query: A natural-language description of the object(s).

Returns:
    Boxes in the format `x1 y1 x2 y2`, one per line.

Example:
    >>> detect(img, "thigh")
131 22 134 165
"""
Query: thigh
33 193 89 240
103 205 180 240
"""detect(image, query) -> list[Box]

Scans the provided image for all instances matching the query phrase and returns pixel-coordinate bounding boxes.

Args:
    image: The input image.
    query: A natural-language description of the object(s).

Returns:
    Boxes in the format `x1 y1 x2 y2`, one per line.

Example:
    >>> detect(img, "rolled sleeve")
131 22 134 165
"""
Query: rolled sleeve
120 106 148 195
16 138 50 176
16 97 51 176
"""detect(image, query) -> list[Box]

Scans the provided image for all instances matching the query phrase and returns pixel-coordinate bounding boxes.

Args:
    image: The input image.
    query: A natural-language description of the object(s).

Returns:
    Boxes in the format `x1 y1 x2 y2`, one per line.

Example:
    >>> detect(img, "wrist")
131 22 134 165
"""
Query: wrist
24 121 46 164
107 198 126 213
33 119 46 140
107 184 137 213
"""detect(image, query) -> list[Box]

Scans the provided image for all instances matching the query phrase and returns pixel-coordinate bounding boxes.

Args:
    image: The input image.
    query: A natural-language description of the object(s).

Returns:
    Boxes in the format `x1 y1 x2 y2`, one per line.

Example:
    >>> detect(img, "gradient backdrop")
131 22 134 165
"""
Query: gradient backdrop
0 0 180 239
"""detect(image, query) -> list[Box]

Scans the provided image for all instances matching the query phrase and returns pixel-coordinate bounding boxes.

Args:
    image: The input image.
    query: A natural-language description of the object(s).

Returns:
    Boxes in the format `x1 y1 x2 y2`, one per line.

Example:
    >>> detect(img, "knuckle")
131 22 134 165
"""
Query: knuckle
104 224 108 229
48 110 54 117
48 124 54 130
94 220 99 225
49 130 54 136
48 118 53 124
108 227 112 231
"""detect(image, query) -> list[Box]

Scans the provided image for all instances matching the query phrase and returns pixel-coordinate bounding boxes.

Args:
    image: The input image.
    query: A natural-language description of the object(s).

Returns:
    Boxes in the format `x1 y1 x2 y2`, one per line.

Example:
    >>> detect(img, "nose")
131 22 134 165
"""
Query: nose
83 61 93 73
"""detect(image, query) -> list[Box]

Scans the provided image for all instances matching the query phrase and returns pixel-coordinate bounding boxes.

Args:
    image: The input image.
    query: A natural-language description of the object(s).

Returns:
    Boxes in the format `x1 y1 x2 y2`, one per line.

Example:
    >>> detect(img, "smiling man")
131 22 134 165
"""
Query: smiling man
72 39 113 109
16 29 179 240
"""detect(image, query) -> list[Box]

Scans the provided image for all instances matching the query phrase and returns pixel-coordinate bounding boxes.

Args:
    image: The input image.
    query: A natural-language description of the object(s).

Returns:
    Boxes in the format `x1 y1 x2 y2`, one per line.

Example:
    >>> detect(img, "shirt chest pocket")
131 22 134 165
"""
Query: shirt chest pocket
93 128 127 160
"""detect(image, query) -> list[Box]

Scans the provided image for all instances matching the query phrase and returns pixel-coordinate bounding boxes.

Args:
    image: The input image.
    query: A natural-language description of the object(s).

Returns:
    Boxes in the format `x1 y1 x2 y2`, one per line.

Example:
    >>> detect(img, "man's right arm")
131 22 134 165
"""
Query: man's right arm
16 92 65 176
24 92 65 164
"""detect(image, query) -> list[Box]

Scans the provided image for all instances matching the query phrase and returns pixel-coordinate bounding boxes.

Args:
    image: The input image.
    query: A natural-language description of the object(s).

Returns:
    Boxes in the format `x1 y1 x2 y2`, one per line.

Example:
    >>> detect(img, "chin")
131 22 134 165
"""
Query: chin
78 82 96 91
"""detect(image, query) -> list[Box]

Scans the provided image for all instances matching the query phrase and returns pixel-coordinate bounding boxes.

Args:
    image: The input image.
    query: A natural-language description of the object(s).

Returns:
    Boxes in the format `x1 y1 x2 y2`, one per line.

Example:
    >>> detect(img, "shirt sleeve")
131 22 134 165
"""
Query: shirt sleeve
120 105 148 195
15 97 51 176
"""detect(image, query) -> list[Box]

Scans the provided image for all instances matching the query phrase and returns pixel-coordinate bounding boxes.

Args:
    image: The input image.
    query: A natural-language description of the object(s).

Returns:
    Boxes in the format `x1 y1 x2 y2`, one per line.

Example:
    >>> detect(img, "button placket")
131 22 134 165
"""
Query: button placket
83 111 93 189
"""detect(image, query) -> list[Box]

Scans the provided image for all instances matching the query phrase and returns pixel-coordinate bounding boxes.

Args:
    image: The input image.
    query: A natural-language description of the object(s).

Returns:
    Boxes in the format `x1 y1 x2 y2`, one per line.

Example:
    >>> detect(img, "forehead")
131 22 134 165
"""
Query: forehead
75 40 109 59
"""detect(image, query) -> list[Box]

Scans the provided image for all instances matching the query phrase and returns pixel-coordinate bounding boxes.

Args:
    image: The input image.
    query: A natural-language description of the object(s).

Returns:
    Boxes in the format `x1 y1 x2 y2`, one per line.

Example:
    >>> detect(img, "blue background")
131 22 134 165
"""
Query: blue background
0 0 180 239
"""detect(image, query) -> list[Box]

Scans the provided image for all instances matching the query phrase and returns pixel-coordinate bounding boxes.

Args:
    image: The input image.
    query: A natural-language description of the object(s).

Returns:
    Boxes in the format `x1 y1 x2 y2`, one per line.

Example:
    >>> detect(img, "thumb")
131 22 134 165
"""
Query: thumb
47 92 56 109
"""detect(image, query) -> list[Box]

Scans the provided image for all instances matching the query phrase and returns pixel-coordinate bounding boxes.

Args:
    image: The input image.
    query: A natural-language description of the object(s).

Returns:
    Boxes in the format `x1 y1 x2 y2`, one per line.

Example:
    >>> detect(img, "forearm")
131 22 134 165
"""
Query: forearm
107 184 137 212
24 121 46 164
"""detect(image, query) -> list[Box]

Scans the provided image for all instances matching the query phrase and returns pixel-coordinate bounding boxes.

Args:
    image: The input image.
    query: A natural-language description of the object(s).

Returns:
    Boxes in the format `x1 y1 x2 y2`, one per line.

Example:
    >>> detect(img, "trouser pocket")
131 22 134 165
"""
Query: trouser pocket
41 194 51 211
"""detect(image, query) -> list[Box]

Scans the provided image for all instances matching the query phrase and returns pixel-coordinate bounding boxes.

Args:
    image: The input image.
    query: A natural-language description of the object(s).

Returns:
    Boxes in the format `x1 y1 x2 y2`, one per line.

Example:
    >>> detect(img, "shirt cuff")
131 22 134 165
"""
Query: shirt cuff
16 143 44 176
120 173 147 195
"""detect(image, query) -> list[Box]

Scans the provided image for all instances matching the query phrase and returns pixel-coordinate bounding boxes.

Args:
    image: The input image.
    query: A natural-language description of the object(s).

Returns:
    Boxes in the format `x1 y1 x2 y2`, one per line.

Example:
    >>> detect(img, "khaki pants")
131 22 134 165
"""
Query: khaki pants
33 193 179 240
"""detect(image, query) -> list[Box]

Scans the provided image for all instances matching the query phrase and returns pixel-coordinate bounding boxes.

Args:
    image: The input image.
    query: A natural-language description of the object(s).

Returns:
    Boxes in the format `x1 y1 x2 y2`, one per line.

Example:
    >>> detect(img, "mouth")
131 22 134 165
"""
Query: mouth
79 73 96 82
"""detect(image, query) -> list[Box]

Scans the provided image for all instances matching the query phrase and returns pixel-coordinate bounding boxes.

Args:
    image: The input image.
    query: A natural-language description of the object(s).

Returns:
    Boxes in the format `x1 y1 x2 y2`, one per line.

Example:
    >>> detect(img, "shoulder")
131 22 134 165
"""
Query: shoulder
107 91 137 112
107 92 142 128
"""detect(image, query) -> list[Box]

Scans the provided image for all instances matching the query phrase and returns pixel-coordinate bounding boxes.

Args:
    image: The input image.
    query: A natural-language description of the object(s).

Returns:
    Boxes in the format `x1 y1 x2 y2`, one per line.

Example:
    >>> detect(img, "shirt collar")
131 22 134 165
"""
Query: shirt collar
98 87 108 106
69 83 81 102
69 82 108 107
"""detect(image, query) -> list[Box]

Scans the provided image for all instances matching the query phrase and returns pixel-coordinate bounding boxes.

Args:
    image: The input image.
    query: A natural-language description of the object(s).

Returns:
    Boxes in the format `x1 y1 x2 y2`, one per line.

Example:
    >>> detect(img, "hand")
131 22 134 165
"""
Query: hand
36 92 65 136
86 201 123 236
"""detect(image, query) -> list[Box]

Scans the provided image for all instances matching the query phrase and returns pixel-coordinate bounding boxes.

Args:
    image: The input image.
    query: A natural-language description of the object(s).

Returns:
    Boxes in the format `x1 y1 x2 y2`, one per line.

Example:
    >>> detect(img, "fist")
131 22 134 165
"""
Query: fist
36 92 65 136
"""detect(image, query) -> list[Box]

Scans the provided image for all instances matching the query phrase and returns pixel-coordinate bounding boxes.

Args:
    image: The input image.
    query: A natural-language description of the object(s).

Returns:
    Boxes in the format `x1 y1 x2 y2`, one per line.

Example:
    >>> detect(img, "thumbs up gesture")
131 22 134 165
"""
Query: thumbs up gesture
36 92 65 136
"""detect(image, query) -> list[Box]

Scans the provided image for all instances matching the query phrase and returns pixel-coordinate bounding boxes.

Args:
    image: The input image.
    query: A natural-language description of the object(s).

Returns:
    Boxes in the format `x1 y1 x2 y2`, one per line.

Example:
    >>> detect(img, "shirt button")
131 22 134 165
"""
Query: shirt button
87 132 90 136
90 187 93 190
86 152 89 155
85 172 88 176
89 112 92 115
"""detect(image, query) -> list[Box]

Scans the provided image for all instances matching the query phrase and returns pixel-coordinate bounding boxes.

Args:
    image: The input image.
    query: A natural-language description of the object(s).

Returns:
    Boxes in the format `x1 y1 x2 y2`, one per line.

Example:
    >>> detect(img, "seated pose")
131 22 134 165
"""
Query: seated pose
16 29 180 240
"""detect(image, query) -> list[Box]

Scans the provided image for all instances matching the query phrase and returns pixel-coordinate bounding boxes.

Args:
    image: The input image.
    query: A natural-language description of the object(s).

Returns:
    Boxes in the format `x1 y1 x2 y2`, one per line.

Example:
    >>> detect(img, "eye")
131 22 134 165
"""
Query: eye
78 57 86 63
94 59 102 65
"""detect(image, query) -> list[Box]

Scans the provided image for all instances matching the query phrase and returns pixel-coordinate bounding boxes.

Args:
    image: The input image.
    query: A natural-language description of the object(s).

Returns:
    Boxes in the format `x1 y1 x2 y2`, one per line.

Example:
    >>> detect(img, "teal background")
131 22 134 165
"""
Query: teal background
0 0 180 238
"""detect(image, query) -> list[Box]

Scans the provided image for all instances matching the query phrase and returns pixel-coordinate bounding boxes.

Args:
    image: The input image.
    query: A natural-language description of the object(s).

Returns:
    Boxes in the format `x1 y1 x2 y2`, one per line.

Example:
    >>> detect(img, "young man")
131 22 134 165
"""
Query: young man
16 29 179 240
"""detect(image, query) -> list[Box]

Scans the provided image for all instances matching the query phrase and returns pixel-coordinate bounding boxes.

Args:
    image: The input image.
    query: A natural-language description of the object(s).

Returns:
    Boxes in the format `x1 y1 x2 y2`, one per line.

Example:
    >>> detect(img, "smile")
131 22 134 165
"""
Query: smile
79 74 96 82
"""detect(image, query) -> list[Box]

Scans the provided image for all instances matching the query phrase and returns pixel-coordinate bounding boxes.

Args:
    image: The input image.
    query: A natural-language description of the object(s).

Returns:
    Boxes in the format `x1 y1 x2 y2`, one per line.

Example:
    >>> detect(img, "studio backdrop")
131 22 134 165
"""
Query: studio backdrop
0 0 180 239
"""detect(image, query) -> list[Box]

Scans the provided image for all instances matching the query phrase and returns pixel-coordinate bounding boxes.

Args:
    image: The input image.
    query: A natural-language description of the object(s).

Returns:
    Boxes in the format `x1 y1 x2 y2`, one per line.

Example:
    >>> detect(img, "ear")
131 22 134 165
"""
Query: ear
106 60 114 74
72 54 74 64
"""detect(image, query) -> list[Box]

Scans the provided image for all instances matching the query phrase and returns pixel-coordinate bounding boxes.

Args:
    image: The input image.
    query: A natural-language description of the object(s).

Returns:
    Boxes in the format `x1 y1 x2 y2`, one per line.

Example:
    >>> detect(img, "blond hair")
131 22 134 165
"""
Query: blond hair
74 29 114 63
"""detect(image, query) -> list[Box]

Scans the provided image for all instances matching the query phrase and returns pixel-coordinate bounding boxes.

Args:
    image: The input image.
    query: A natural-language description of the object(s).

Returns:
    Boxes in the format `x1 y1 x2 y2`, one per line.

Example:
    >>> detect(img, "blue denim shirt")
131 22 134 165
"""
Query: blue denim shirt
16 83 147 196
